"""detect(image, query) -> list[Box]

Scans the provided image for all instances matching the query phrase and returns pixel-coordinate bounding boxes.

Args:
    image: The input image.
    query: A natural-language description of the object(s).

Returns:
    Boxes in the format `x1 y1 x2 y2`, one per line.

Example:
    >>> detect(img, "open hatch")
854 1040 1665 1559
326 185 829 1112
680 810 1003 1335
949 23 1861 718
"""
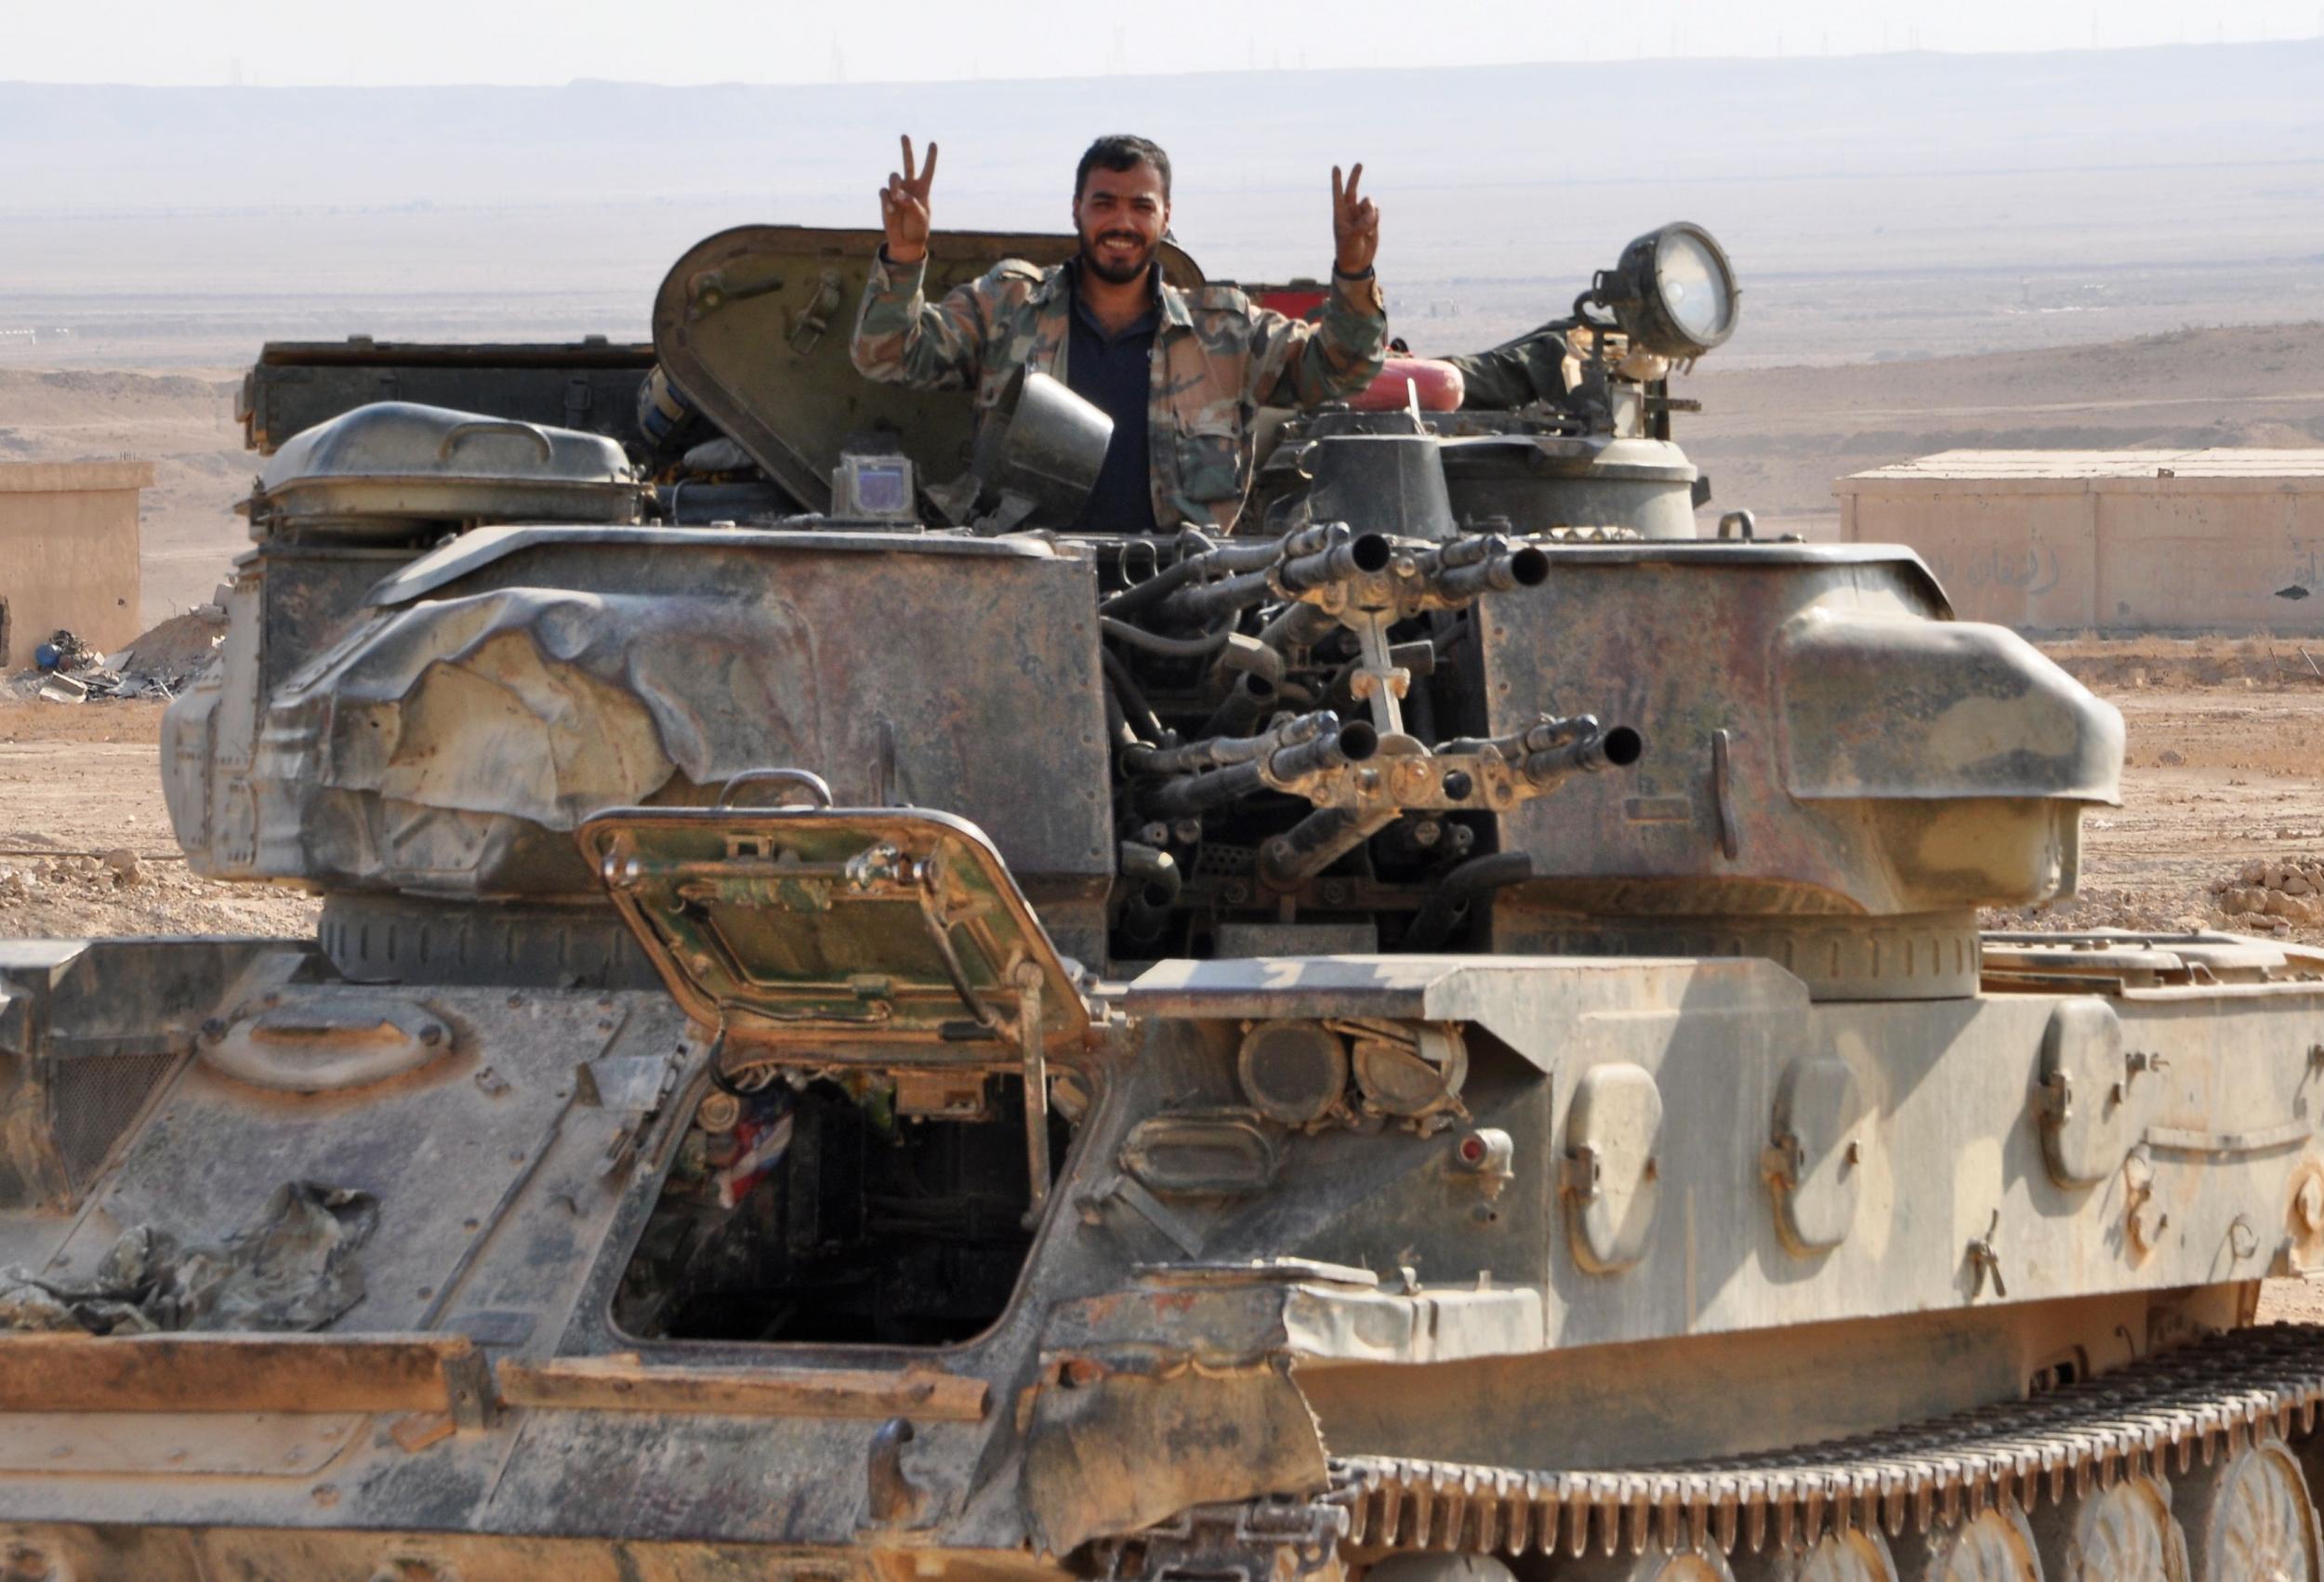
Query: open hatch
578 781 1095 1345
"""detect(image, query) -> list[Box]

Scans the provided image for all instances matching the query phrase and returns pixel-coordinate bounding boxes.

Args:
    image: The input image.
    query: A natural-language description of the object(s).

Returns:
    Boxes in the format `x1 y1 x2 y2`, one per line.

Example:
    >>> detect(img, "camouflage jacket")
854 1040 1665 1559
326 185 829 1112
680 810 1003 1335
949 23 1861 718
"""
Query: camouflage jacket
851 250 1388 532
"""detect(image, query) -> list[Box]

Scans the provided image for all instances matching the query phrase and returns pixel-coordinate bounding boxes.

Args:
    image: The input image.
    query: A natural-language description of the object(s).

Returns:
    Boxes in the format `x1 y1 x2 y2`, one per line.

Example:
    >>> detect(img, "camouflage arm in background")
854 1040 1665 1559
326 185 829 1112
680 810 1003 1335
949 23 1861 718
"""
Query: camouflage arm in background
850 249 1009 390
1245 268 1390 408
1444 326 1574 410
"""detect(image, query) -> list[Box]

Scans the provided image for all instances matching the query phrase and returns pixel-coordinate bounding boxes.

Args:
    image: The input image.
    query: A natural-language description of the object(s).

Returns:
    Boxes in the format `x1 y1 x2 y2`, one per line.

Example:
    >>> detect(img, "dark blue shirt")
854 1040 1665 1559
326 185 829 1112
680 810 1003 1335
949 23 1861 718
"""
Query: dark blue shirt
1064 259 1161 534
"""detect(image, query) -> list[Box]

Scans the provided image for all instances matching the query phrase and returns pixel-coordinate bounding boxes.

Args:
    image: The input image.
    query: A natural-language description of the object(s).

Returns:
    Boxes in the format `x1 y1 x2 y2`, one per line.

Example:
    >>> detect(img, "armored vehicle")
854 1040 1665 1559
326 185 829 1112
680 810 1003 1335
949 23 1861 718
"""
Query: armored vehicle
4 221 2324 1582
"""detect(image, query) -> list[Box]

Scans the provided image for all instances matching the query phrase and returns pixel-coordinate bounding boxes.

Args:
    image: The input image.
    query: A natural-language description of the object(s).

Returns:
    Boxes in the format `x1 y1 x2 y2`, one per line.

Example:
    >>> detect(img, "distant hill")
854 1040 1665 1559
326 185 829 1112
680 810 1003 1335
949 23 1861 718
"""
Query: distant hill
5 43 2324 367
7 42 2324 215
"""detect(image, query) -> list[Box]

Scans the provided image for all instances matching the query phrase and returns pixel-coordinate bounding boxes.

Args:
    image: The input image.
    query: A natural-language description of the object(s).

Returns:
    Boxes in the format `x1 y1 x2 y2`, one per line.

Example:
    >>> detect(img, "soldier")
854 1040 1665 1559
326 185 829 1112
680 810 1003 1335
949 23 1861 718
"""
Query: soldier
851 133 1387 534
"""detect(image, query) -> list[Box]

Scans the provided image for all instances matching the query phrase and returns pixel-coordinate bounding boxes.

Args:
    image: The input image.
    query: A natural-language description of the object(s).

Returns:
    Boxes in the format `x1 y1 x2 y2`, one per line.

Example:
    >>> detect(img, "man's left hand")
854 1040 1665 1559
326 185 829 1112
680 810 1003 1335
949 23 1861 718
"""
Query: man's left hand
1332 164 1380 276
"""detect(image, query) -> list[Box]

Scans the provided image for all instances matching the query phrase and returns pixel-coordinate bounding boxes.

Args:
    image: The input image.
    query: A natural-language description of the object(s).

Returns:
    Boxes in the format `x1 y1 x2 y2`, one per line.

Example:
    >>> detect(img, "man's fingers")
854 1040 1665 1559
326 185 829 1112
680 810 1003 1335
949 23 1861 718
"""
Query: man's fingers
918 139 939 192
1344 163 1364 206
900 134 917 185
1331 165 1344 209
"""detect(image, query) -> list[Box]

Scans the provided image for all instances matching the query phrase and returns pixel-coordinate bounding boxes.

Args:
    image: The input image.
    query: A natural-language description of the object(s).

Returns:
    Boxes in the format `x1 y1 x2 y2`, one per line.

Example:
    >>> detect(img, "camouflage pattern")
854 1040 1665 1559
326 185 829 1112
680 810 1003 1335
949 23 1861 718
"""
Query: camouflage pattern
851 250 1388 531
1445 325 1573 410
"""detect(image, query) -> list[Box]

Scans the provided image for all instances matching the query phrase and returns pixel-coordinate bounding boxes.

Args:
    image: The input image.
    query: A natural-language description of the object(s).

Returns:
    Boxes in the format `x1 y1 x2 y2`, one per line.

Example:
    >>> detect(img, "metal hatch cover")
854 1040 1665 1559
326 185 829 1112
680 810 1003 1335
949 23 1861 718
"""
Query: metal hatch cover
651 225 1205 513
577 798 1088 1060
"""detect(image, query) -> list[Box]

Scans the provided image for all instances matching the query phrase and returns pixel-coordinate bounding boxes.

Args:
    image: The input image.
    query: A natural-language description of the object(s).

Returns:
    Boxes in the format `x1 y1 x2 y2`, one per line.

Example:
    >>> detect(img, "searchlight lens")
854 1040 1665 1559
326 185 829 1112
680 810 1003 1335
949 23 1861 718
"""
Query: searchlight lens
1605 222 1739 360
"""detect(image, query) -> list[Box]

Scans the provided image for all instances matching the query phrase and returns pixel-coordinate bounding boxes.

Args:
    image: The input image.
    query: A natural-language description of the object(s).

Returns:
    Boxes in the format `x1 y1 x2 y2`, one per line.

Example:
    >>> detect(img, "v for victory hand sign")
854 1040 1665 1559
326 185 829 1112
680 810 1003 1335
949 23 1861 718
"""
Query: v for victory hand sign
879 135 939 266
1332 163 1380 276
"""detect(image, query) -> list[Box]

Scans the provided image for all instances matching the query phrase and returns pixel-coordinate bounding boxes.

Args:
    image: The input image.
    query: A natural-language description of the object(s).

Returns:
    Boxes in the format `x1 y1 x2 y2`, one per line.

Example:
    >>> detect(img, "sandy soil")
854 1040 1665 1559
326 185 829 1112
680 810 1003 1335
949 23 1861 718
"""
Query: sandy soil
0 699 315 939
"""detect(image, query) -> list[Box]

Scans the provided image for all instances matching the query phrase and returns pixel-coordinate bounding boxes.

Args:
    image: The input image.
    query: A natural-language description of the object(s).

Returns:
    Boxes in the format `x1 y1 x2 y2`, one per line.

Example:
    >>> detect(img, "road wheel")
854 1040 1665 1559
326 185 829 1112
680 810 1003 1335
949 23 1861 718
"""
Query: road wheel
2177 1434 2321 1582
1732 1527 1899 1581
1550 1541 1736 1579
1897 1504 2043 1581
1364 1556 1519 1582
2028 1473 2187 1581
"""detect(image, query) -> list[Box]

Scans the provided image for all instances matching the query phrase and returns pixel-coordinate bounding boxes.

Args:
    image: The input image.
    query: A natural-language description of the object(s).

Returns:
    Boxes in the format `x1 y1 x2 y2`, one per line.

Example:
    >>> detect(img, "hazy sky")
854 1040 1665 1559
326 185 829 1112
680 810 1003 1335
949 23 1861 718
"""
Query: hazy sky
7 0 2323 86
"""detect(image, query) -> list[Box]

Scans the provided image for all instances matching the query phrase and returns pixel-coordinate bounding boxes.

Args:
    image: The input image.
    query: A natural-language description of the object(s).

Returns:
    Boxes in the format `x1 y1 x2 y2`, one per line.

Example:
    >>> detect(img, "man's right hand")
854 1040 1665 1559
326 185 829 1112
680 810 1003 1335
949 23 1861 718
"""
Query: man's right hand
878 135 938 266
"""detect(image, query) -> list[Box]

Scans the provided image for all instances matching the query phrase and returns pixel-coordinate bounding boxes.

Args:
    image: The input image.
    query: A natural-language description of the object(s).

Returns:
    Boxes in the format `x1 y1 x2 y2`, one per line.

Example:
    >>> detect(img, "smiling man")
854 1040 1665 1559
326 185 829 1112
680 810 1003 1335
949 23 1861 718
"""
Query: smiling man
850 133 1387 533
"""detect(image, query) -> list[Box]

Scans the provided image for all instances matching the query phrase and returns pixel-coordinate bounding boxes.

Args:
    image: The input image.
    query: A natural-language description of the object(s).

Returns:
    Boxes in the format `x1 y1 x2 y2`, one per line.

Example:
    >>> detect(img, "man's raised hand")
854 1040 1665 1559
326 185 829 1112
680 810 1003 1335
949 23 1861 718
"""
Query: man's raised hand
1331 163 1380 276
878 135 939 266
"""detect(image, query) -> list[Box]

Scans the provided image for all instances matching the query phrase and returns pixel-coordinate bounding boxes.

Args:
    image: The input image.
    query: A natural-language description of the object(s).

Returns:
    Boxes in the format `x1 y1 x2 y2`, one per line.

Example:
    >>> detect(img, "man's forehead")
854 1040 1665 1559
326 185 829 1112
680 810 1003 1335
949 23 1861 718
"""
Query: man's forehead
1079 162 1167 201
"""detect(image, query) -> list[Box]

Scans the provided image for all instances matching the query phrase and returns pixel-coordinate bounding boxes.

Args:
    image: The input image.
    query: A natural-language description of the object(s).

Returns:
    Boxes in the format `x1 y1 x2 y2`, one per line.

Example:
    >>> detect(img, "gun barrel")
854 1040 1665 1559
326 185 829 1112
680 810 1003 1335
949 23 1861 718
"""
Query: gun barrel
1124 710 1334 777
1142 759 1266 818
1266 719 1380 782
1430 541 1549 600
1523 722 1644 786
1154 565 1281 628
1259 806 1400 890
1279 532 1393 593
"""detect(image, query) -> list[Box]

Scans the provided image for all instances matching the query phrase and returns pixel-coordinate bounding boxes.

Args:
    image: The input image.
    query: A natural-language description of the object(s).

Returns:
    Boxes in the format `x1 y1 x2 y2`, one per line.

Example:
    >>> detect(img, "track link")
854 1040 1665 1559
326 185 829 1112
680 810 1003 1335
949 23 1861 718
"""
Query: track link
1338 1323 2324 1562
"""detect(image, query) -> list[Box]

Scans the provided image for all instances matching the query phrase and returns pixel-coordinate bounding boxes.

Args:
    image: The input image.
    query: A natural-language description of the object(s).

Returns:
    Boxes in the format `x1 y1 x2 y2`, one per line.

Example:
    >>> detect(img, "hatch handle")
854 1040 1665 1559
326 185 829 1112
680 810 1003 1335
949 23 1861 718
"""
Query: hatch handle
716 768 836 810
789 270 847 353
438 418 555 463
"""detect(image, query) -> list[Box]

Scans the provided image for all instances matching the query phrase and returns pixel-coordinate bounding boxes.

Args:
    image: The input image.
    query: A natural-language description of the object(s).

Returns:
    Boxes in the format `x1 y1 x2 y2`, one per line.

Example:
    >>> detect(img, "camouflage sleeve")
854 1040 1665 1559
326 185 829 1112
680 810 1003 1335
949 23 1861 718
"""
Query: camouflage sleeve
849 248 992 390
1246 268 1389 409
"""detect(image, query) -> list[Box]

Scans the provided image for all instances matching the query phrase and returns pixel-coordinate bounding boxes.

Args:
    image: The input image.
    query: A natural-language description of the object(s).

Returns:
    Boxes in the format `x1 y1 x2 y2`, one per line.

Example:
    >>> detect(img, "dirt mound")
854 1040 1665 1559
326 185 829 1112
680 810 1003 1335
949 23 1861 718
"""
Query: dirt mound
2213 857 2324 929
117 606 227 681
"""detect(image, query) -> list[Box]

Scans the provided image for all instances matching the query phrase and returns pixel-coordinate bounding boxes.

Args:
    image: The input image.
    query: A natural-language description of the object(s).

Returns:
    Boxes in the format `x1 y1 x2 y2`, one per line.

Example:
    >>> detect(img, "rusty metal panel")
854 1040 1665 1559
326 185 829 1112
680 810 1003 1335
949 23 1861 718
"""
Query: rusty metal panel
232 530 1112 901
1475 546 2113 928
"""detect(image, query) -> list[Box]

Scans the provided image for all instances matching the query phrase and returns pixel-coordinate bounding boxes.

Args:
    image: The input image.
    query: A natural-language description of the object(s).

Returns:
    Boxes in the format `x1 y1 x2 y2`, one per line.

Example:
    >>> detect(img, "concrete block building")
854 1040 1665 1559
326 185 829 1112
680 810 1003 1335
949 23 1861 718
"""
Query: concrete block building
0 460 153 666
1836 450 2324 634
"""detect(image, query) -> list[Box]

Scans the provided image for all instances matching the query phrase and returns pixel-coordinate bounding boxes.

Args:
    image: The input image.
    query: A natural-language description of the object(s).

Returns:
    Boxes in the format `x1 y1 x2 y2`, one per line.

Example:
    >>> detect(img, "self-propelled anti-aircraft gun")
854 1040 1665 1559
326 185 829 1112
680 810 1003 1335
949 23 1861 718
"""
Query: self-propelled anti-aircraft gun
1 222 2322 1582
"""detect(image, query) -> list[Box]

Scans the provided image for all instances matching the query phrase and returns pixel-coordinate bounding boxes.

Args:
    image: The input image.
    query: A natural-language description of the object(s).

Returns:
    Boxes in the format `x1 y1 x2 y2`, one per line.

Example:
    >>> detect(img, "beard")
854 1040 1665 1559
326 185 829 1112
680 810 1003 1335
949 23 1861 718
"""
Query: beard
1078 225 1157 285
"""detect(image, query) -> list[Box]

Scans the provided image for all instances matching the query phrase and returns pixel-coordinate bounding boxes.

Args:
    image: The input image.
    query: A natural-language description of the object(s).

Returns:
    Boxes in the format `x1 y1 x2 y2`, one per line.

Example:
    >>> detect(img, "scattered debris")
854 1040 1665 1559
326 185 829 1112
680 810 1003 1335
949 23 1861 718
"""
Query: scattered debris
0 1182 379 1335
33 628 101 673
7 606 225 705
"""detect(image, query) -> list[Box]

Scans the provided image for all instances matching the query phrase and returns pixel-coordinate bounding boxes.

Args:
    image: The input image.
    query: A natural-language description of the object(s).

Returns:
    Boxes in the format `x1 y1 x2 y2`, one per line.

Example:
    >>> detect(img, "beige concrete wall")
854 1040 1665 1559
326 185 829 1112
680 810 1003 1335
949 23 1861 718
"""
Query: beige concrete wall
1838 474 2324 634
0 461 152 667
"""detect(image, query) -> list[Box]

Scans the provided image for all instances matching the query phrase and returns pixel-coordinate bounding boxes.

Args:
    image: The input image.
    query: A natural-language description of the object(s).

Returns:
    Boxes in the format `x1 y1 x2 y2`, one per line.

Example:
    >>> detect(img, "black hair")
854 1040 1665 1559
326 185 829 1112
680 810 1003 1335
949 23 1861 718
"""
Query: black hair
1075 135 1172 202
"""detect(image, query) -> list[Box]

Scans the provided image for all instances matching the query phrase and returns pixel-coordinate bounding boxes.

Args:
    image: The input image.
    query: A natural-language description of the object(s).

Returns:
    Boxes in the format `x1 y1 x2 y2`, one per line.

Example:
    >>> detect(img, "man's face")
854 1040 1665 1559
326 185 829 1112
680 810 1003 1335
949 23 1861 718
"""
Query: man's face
1073 160 1170 285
